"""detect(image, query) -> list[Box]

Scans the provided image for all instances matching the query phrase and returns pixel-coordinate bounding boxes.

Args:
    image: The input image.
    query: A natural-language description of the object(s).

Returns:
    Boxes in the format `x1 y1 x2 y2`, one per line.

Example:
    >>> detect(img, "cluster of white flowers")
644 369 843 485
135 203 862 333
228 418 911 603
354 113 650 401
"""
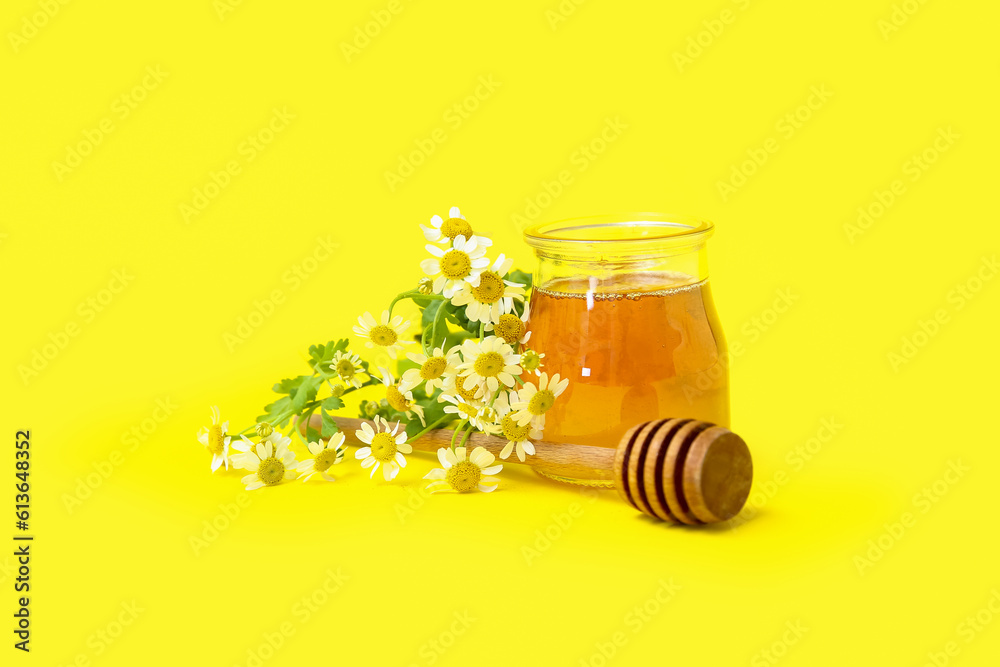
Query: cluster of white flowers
198 206 568 496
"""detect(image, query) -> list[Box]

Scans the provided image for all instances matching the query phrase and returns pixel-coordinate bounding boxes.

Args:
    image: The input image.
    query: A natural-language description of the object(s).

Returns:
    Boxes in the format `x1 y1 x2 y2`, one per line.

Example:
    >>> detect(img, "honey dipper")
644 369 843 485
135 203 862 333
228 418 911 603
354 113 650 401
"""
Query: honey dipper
304 415 753 525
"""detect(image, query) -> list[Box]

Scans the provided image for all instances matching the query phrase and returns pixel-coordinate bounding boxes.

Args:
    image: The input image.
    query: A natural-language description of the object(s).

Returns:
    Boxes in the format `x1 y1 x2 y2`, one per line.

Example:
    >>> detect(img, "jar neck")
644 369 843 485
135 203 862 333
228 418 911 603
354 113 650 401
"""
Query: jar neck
531 240 710 294
523 213 715 295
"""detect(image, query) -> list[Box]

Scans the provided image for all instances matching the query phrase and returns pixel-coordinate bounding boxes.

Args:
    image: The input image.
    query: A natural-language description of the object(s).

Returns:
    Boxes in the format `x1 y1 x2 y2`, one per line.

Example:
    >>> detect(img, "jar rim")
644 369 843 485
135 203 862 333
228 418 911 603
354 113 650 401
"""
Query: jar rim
523 212 714 246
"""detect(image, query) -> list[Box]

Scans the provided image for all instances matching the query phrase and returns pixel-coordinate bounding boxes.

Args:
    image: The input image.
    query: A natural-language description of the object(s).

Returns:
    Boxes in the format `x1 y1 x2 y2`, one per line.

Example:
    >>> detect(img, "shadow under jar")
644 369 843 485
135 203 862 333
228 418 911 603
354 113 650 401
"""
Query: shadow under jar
523 214 730 487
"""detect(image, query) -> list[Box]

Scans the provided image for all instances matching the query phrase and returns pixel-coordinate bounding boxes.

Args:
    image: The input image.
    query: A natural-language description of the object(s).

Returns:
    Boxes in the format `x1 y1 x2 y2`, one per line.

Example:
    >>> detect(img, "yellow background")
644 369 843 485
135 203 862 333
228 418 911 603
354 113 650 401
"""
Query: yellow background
3 1 999 665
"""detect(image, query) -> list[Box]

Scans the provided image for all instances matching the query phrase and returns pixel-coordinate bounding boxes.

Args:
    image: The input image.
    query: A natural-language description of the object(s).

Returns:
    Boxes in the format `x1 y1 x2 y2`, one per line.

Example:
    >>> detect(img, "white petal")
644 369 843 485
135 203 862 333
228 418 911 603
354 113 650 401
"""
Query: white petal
395 452 407 467
355 447 372 459
478 483 498 493
397 442 412 454
482 464 503 475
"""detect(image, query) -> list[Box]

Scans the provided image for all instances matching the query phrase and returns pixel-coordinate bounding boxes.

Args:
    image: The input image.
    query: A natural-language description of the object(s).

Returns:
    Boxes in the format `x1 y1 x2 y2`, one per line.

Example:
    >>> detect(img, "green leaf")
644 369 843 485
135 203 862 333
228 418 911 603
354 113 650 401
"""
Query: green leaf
322 396 345 411
273 375 309 395
290 375 321 413
508 268 532 289
320 409 338 438
258 396 292 427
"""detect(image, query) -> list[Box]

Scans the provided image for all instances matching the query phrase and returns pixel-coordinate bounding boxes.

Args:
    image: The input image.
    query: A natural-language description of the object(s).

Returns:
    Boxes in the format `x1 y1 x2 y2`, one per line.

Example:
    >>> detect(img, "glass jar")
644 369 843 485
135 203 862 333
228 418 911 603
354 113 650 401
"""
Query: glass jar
523 213 729 487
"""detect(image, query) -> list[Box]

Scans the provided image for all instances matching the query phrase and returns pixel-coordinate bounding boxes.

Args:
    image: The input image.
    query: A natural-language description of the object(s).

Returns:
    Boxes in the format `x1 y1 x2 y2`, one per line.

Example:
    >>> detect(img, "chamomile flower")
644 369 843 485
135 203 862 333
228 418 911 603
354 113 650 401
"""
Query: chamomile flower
355 415 412 481
520 349 545 376
403 347 459 395
440 369 487 406
330 350 366 389
450 254 526 324
486 303 531 346
421 206 489 245
380 366 425 426
440 393 498 434
353 310 413 359
295 432 347 483
424 446 502 494
511 372 570 429
231 430 294 470
456 335 522 394
489 390 541 461
420 234 491 298
196 406 231 472
239 438 298 490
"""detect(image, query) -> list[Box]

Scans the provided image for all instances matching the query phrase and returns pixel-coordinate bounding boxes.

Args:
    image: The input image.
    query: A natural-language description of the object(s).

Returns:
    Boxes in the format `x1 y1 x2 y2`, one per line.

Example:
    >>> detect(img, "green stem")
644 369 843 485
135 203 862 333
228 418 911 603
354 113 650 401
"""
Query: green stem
457 422 475 450
478 322 484 339
388 290 446 318
409 415 452 442
450 418 469 450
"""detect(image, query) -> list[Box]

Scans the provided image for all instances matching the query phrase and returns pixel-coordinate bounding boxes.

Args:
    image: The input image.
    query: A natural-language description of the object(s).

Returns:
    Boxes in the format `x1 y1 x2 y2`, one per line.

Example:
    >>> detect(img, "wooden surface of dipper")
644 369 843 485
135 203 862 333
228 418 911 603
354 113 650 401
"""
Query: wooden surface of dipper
309 415 752 524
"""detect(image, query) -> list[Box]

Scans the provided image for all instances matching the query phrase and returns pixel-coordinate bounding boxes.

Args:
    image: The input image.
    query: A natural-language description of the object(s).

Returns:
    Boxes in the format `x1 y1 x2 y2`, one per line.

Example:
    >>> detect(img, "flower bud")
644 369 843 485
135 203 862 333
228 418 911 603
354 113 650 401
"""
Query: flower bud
255 422 274 437
364 401 379 418
330 384 345 398
417 277 434 295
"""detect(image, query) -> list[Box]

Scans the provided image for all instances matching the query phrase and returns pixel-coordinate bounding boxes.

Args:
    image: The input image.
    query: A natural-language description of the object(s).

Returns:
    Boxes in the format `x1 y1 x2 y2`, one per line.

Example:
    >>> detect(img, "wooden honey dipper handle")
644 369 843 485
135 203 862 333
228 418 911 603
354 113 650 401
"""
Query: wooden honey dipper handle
303 415 752 525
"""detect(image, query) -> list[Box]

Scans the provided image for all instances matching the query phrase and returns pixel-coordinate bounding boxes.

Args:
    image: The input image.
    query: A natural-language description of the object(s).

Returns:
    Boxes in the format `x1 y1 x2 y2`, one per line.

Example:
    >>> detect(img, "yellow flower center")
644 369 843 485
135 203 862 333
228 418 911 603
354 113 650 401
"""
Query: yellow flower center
335 358 356 380
521 350 541 371
369 325 398 347
457 402 479 419
313 448 341 472
420 357 447 380
257 456 285 486
454 378 481 403
207 424 225 455
440 249 472 279
493 314 525 344
370 432 397 462
472 271 504 304
528 389 556 416
440 217 473 239
386 384 411 412
473 351 504 378
501 415 529 442
446 460 482 493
